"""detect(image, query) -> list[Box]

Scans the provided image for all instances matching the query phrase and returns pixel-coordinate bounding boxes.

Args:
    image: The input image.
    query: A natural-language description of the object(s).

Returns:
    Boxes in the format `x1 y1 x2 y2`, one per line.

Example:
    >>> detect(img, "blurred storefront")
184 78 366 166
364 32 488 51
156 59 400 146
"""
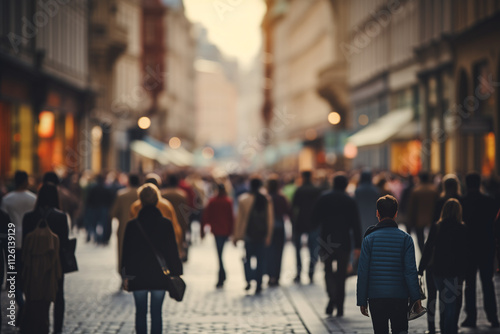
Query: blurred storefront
0 0 91 178
452 8 500 177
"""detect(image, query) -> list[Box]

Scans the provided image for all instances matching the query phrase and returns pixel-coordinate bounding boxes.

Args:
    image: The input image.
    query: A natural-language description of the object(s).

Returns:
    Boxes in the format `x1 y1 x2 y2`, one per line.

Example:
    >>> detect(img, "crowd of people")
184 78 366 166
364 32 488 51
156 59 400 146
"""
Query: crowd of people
0 167 499 333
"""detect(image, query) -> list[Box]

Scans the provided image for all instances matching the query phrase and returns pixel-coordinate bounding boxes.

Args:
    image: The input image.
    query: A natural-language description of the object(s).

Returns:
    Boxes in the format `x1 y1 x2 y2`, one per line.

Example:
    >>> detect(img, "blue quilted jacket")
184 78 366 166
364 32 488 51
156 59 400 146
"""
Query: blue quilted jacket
356 219 420 306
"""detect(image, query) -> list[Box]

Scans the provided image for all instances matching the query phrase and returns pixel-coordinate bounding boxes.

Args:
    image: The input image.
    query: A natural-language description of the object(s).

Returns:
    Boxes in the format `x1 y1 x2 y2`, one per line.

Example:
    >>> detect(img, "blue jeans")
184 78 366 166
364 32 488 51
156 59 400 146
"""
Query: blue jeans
133 290 166 334
214 236 227 283
244 239 265 287
434 276 463 334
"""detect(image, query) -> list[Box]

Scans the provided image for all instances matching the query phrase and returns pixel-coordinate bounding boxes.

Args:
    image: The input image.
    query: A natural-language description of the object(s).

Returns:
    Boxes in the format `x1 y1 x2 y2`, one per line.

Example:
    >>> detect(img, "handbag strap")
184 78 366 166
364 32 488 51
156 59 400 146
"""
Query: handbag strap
136 220 170 276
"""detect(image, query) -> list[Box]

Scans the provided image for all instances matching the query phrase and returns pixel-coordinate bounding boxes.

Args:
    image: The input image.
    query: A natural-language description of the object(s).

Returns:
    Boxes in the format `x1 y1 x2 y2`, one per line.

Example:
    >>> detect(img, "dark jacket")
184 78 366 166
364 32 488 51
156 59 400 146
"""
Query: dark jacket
355 173 380 234
0 210 9 283
122 206 182 291
313 190 362 252
460 190 498 253
202 195 234 236
23 208 69 255
357 219 420 306
418 218 469 277
291 182 322 233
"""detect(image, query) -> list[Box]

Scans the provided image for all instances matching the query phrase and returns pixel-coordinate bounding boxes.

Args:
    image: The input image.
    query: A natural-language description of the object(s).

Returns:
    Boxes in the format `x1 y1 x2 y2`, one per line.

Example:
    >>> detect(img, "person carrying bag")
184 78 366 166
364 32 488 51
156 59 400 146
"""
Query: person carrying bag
122 184 183 334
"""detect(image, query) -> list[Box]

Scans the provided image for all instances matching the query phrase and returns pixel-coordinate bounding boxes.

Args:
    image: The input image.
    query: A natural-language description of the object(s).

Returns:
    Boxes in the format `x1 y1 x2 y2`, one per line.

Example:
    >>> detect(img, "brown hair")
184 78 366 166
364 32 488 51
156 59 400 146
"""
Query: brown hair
439 198 462 224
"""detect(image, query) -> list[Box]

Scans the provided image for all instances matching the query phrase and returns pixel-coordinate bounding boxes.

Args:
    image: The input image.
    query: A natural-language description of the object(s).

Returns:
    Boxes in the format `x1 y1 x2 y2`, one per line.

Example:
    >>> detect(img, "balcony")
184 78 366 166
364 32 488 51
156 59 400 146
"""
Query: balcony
90 2 128 63
317 61 349 116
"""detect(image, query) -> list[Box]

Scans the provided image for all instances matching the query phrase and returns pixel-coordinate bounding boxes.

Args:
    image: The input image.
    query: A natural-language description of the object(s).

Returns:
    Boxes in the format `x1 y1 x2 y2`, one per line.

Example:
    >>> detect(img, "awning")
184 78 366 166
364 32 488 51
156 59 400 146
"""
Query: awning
348 108 414 148
130 136 193 167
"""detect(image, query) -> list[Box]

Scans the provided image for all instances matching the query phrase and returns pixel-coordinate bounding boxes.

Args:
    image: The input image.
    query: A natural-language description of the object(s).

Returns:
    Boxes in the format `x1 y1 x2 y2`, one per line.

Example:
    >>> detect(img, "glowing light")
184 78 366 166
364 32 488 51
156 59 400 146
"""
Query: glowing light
202 147 214 159
358 114 369 126
91 126 102 141
38 111 55 138
328 112 341 125
344 143 358 159
169 137 181 149
305 128 317 141
138 117 151 129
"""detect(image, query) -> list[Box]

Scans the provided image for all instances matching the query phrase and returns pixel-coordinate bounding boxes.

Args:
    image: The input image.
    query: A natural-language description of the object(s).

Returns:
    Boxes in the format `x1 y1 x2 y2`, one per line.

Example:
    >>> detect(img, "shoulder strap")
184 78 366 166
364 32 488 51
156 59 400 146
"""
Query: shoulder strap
135 220 170 276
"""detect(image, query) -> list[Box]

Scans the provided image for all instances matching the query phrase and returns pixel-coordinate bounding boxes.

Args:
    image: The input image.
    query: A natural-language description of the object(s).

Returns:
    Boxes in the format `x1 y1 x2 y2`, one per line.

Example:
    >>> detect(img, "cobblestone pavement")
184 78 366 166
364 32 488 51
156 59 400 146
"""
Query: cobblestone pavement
2 224 500 333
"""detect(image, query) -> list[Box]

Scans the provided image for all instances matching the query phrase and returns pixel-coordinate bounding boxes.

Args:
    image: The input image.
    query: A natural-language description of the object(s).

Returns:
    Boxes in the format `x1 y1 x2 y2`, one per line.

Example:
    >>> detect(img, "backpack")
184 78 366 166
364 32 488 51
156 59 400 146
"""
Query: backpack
245 194 268 242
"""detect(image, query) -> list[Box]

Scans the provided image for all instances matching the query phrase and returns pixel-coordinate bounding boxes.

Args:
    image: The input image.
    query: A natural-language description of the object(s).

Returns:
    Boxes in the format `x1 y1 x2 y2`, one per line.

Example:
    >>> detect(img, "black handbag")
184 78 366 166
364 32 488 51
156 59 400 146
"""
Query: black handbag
136 222 186 302
61 238 78 273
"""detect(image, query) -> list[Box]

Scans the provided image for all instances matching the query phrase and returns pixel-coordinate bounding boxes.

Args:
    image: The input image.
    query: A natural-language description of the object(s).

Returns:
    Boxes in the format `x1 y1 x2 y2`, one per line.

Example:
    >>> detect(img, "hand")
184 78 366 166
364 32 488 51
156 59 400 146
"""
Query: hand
360 305 369 317
353 248 361 259
414 300 424 313
123 279 129 291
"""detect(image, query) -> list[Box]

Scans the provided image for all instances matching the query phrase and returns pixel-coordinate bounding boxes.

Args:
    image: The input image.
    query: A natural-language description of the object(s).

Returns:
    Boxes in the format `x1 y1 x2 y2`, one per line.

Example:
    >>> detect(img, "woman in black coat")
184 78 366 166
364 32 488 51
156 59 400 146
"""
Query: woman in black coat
122 184 182 334
419 199 469 334
23 184 69 334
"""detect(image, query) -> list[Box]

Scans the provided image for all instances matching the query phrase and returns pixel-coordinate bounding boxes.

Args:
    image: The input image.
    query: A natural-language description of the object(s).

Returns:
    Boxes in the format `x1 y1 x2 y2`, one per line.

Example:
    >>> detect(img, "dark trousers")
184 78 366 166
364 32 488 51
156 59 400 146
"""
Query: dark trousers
324 250 349 313
54 277 64 333
369 298 409 334
415 227 425 252
214 236 227 284
434 276 463 334
464 250 498 323
267 227 285 282
244 239 265 287
293 228 319 278
426 269 437 332
133 290 165 334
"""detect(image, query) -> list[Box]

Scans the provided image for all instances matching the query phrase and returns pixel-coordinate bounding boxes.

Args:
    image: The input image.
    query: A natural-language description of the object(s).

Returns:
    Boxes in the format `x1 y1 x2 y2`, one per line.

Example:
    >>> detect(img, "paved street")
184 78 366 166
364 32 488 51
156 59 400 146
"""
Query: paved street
2 223 500 333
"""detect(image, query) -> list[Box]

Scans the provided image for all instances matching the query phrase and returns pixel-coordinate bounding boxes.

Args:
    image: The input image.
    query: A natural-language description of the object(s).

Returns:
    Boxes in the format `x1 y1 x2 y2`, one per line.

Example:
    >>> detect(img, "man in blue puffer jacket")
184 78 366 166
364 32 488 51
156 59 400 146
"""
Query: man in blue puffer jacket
357 195 422 334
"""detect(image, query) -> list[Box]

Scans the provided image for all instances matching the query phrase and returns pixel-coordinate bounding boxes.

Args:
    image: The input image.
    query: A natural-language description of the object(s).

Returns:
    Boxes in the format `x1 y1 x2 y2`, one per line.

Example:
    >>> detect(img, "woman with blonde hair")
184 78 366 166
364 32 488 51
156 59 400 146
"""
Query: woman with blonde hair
419 199 469 334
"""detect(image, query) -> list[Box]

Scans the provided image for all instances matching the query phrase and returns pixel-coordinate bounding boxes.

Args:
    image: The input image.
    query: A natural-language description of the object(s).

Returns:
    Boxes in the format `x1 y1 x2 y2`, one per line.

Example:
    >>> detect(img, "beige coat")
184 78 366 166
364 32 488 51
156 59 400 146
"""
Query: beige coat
233 193 274 243
111 187 138 273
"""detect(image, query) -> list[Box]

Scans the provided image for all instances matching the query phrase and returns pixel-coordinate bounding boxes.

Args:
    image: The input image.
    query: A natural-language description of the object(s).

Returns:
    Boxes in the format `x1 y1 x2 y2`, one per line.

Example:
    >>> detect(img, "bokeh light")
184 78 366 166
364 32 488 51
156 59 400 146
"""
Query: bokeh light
169 137 181 149
138 116 151 129
328 112 341 125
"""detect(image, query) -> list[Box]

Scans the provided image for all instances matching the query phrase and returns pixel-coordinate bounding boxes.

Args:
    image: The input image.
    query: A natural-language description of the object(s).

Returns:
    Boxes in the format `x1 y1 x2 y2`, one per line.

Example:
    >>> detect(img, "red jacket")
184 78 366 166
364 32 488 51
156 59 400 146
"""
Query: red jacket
203 195 234 236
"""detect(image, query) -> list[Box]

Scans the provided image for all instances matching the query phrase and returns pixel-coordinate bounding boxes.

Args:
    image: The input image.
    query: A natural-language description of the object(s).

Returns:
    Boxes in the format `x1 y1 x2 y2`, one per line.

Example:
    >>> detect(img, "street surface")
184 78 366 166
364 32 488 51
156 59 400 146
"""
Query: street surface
1 223 499 333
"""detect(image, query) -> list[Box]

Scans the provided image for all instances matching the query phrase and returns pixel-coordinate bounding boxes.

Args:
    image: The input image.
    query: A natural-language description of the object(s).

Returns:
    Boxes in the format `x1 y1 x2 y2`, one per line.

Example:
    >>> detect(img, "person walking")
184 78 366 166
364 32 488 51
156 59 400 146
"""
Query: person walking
419 199 469 334
266 177 291 287
162 174 190 261
202 184 234 288
460 172 499 328
130 176 184 258
110 174 140 276
122 184 182 334
408 171 439 252
313 173 362 316
418 174 461 334
355 170 380 234
1 170 37 315
233 177 273 294
291 171 322 284
84 174 114 244
357 195 423 334
22 184 69 334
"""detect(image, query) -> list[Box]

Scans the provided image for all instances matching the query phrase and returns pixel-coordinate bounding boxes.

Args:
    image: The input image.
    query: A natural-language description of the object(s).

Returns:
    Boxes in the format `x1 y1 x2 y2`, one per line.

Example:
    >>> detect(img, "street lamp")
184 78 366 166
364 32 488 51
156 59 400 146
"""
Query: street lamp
138 116 151 129
328 112 341 125
169 137 181 149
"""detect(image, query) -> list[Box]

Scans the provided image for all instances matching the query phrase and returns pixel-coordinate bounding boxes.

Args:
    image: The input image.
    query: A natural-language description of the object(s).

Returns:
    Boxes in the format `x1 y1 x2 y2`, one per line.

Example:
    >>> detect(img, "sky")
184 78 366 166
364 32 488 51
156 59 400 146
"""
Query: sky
184 0 267 68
